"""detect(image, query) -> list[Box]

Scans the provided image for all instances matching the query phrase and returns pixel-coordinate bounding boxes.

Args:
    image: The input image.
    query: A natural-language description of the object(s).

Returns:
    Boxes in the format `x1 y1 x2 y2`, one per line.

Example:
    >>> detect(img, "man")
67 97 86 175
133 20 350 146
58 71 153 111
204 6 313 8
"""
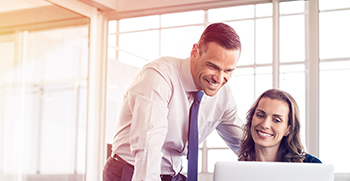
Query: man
103 22 243 181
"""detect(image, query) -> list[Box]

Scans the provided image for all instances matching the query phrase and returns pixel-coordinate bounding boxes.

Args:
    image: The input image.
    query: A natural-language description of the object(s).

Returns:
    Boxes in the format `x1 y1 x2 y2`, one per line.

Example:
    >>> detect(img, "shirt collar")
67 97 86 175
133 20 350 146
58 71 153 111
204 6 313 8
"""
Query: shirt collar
181 57 198 92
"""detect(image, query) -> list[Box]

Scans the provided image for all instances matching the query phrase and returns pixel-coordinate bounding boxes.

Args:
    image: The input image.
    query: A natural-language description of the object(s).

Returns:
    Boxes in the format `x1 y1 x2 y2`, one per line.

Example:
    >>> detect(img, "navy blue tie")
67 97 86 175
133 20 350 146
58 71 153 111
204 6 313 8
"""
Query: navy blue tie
187 91 204 181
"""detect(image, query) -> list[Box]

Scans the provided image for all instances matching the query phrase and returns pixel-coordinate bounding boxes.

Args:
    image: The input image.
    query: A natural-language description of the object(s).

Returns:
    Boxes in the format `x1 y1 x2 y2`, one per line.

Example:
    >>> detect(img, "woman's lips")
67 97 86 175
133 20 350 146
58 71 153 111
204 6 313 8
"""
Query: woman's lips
257 130 273 139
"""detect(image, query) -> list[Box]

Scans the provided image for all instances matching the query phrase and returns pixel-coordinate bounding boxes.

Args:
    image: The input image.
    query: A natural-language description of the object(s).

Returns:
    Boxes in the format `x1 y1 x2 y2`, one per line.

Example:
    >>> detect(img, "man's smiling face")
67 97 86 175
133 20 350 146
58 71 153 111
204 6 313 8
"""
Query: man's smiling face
190 42 240 97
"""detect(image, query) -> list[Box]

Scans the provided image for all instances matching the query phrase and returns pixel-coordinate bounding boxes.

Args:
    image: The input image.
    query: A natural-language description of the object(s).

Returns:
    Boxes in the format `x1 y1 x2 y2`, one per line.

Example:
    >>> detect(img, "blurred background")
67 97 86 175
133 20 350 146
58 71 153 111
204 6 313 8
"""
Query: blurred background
0 0 349 180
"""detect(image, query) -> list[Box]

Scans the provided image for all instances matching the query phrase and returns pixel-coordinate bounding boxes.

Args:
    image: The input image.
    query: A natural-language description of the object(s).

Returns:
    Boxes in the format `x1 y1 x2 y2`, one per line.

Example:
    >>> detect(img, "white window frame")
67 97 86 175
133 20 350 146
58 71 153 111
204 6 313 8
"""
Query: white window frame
104 1 326 180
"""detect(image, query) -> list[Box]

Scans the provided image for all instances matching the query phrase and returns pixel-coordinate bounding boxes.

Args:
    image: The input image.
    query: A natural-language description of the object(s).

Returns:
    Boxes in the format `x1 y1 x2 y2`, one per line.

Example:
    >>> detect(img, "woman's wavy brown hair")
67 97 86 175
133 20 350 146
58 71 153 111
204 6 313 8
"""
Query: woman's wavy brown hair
238 89 306 162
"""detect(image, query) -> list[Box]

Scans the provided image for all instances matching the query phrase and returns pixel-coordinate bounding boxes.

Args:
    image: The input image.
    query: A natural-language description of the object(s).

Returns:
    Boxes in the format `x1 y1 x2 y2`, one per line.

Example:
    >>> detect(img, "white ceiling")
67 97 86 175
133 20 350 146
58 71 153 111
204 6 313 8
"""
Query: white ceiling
0 0 51 13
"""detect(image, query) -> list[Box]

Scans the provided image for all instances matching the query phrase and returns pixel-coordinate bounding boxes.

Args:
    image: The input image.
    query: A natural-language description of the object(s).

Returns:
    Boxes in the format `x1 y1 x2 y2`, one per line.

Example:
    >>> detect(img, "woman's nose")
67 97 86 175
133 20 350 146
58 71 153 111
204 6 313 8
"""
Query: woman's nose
260 118 270 129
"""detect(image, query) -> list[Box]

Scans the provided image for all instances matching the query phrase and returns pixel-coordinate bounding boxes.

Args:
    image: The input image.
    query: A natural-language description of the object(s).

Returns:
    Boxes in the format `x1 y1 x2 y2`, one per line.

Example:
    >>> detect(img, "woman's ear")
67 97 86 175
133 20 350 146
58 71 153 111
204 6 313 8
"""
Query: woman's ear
284 126 291 136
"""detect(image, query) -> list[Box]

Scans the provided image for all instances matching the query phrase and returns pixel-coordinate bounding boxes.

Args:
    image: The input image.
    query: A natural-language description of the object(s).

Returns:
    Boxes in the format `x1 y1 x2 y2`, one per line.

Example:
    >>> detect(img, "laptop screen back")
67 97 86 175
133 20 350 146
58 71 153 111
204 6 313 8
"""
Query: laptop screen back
213 161 334 181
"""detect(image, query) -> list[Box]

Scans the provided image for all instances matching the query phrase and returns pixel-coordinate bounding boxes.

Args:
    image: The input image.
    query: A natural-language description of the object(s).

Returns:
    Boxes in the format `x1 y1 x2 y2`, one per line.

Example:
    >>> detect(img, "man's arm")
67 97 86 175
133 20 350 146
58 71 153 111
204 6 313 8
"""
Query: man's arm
127 68 172 180
215 95 243 155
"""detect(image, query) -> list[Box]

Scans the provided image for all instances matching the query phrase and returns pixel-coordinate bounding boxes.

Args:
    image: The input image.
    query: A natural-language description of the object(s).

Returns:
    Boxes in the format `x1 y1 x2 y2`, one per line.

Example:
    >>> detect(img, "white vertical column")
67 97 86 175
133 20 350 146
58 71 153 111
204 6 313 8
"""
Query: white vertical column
47 1 109 179
15 30 28 181
305 0 320 157
272 0 280 89
86 9 108 181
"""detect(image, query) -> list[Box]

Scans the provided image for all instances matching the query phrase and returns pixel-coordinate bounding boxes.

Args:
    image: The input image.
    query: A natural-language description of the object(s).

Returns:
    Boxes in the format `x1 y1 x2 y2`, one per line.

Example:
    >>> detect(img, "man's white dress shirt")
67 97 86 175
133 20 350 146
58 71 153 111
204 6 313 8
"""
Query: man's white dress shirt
112 56 243 181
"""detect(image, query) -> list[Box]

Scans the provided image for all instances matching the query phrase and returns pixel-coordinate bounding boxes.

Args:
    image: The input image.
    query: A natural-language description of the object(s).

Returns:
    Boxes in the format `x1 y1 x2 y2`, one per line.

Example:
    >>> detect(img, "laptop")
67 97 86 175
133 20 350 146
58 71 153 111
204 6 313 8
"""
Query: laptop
213 161 334 181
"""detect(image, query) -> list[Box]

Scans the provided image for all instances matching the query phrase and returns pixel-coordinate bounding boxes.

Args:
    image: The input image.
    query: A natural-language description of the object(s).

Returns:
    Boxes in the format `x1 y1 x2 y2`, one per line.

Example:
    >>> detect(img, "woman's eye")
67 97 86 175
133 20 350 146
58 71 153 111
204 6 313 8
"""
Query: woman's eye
256 113 263 118
274 119 281 123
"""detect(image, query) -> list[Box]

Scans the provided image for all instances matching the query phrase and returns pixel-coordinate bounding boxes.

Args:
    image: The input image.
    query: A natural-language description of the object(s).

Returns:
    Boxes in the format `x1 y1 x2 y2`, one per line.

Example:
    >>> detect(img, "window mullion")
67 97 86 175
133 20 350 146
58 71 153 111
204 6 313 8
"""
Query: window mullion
272 0 280 88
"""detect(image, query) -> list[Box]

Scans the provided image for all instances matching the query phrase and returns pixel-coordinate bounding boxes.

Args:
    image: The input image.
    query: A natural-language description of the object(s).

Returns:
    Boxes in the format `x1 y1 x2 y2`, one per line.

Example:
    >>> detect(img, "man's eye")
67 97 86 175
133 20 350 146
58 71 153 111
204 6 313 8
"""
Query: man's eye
208 65 215 69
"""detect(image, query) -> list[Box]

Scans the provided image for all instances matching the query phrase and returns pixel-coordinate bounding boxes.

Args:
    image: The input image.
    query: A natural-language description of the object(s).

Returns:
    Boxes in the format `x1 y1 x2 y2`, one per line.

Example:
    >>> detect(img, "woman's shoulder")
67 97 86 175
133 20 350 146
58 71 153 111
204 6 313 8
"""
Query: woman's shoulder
303 153 322 163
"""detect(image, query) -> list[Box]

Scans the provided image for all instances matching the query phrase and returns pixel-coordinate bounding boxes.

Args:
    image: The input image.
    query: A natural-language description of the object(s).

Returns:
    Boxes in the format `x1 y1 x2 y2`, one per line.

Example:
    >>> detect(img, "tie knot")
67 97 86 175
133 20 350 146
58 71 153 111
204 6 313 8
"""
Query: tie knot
192 91 204 102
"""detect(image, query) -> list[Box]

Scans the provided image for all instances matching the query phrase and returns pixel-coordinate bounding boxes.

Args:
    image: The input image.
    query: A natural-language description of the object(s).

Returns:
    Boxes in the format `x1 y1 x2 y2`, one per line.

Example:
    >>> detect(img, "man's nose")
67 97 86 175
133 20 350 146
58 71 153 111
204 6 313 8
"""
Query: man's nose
214 71 224 84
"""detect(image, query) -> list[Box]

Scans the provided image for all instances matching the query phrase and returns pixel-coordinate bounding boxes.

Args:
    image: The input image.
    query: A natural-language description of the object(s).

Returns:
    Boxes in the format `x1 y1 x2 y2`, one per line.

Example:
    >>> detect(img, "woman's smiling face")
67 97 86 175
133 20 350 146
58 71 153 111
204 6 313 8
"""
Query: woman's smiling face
251 97 291 150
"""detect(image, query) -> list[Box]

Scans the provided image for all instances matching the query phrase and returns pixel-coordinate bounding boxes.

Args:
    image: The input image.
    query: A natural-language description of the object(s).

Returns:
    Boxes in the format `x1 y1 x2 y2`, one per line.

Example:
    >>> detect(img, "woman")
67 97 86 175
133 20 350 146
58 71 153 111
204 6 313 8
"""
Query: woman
238 89 321 163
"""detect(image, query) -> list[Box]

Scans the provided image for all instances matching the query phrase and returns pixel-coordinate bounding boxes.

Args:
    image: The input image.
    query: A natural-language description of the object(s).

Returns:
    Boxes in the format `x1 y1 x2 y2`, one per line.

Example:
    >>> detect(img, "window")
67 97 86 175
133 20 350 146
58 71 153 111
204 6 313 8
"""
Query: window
106 0 350 180
0 22 88 181
319 0 350 174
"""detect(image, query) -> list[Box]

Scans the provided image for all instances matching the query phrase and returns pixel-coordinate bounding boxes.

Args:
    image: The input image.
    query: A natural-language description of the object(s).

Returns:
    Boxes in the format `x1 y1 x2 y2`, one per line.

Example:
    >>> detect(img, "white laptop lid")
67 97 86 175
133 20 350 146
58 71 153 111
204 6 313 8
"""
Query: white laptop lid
213 161 334 181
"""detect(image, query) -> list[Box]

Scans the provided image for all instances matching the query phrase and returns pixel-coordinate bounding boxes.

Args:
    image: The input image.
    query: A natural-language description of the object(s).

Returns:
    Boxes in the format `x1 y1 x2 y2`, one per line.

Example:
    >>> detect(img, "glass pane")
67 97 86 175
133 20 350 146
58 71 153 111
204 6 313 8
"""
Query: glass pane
280 1 305 15
108 47 116 60
181 150 202 173
119 15 159 32
40 85 77 174
119 52 150 69
28 28 89 82
108 20 117 34
319 10 350 60
105 59 141 144
0 41 15 75
161 10 204 27
255 66 272 98
229 68 255 120
256 3 272 17
119 30 159 64
208 5 254 22
1 25 88 177
30 26 88 174
208 149 237 173
320 60 350 71
2 91 38 174
279 64 305 73
319 0 350 11
207 130 229 148
280 15 305 63
227 20 255 66
160 25 204 59
108 34 116 47
76 86 87 173
279 64 306 147
256 18 273 64
319 61 350 173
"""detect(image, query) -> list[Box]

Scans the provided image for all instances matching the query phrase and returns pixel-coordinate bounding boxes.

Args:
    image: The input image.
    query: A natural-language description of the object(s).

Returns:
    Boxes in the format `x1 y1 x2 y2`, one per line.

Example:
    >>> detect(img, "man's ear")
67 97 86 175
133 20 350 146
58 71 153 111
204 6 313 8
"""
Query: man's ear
191 43 199 59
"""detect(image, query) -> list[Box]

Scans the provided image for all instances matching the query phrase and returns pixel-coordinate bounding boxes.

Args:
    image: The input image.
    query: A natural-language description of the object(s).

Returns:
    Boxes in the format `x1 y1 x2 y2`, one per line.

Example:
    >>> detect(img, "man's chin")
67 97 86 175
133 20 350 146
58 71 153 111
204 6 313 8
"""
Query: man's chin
203 89 219 97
